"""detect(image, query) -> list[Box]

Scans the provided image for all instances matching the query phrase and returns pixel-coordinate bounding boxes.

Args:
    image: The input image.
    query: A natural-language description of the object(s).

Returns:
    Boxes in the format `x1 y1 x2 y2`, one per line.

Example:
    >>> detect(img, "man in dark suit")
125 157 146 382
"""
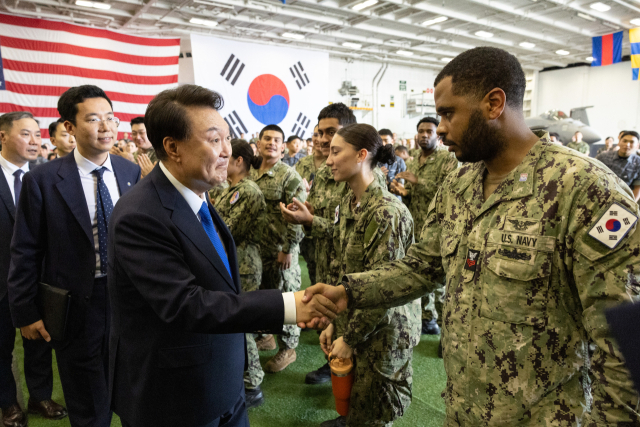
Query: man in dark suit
0 112 68 427
108 85 337 427
8 86 141 427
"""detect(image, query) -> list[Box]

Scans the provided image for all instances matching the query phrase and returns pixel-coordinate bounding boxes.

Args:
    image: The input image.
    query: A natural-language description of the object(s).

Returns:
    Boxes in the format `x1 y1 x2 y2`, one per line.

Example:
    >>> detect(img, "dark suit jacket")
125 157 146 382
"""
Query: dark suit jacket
0 168 19 301
606 302 640 394
7 152 140 343
107 165 285 427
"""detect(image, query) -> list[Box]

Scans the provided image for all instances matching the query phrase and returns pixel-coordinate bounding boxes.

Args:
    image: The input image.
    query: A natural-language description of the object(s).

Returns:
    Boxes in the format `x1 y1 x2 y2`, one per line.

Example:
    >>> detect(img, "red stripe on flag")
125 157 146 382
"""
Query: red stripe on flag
2 59 178 85
0 13 180 47
4 82 156 104
0 36 179 66
0 103 141 122
602 33 613 66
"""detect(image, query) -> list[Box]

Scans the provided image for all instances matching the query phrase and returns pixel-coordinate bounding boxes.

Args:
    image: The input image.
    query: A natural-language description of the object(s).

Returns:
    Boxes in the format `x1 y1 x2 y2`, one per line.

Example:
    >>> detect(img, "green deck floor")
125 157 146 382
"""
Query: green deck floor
9 259 446 427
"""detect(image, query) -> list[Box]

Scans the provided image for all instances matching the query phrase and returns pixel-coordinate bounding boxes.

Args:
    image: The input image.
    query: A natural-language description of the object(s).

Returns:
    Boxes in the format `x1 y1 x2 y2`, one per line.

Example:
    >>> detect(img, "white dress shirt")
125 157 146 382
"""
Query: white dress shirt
0 152 30 205
159 162 297 324
74 149 121 276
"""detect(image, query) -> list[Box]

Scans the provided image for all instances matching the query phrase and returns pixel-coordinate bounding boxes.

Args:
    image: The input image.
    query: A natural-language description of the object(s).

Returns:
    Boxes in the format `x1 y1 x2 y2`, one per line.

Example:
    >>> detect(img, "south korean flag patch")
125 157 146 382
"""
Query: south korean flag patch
588 202 638 249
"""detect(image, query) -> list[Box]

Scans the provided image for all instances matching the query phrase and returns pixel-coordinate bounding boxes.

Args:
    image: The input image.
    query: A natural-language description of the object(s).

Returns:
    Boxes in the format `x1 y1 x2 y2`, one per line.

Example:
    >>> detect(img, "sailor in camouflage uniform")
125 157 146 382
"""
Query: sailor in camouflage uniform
319 124 419 427
391 117 459 337
213 140 267 409
296 125 325 284
250 125 307 373
304 47 640 426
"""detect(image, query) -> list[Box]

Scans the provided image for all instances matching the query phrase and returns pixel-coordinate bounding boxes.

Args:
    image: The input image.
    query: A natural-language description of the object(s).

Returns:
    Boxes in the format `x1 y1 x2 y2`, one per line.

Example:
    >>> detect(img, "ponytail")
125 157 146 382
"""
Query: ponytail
230 139 261 172
336 123 395 167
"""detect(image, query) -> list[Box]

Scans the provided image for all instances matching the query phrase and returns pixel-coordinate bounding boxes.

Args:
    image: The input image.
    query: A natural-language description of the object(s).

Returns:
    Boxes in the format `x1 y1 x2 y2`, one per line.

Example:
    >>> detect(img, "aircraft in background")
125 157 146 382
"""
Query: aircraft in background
525 107 602 144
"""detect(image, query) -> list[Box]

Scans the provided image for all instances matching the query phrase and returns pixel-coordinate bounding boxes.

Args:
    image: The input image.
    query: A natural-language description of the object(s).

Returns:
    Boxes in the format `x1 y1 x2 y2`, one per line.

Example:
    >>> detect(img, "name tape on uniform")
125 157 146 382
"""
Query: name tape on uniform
588 202 638 249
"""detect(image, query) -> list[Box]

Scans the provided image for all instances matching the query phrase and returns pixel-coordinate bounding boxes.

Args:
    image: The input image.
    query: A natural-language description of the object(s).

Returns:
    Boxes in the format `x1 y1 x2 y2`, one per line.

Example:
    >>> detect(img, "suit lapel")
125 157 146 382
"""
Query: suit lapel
0 172 15 220
152 168 236 292
55 153 93 245
112 156 135 196
208 203 240 293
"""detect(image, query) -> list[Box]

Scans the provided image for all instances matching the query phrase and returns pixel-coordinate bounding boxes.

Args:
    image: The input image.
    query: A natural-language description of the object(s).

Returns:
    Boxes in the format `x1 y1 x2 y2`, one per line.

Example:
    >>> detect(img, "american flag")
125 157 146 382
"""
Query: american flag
0 13 180 138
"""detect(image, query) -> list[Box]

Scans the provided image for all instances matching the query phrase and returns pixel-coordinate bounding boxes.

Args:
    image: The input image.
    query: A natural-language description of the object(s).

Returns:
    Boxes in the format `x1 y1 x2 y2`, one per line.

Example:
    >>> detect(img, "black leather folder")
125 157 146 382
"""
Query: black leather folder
36 282 71 341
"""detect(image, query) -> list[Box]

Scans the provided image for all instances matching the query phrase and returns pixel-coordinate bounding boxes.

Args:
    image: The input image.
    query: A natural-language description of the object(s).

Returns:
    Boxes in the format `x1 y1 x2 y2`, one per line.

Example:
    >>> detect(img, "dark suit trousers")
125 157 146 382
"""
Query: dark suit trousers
0 294 53 408
55 277 112 427
121 393 249 427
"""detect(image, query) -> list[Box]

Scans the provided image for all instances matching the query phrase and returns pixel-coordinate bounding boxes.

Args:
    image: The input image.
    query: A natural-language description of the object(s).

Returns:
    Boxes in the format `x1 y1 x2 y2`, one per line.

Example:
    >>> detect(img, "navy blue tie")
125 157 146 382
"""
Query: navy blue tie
198 202 231 277
13 169 23 206
92 167 114 275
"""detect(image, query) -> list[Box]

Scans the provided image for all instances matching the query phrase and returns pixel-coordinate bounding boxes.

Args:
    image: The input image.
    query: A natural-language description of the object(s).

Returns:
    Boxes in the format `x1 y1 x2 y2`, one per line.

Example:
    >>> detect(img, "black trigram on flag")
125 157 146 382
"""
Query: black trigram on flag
291 113 311 138
220 54 245 86
597 226 604 234
224 111 248 138
289 62 310 89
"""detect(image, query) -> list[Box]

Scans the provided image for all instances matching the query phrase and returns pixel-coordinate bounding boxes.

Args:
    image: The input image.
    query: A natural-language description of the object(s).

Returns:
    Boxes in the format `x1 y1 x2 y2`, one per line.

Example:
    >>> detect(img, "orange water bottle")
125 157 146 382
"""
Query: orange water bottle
329 354 354 416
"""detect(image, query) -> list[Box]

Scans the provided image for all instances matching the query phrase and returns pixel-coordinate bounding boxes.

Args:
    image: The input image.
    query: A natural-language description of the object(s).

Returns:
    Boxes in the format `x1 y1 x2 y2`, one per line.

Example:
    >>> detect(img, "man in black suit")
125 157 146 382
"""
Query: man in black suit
0 112 68 427
8 86 141 427
108 85 337 427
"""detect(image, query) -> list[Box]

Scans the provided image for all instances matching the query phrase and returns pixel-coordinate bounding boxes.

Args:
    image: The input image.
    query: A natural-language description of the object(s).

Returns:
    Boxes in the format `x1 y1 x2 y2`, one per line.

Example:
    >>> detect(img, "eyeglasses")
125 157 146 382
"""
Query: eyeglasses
86 117 120 127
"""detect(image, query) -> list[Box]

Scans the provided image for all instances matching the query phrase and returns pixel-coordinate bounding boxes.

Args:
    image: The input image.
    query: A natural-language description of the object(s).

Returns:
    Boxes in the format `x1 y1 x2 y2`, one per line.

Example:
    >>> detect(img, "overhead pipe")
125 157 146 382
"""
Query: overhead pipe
371 62 387 128
1 0 92 22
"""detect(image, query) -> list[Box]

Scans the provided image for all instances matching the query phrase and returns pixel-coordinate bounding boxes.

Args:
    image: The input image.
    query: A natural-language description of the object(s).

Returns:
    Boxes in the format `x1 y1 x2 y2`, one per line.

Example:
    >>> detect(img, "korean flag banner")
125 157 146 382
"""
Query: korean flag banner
191 35 329 139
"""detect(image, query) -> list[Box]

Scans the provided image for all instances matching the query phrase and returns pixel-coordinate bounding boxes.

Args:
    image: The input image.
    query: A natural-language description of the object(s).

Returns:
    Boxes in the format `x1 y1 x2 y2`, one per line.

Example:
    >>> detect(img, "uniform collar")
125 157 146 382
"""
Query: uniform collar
252 160 283 180
344 179 383 218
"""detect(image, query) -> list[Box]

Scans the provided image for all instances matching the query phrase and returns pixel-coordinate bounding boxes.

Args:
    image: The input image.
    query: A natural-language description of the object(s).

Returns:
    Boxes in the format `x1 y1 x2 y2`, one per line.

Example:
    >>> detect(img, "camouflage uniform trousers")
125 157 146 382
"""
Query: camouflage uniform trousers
299 237 317 284
241 272 264 390
346 348 413 427
421 285 444 327
260 247 301 350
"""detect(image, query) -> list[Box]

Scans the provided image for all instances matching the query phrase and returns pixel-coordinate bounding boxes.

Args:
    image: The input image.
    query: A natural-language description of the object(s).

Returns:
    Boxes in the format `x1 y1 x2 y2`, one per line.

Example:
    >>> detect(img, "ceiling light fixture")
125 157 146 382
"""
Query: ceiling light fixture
396 50 413 56
422 16 448 26
556 49 570 55
189 18 218 26
586 56 595 62
474 30 494 38
282 32 305 40
590 2 611 12
602 21 621 30
441 57 453 62
342 42 362 49
577 12 596 22
519 41 536 49
75 0 111 9
352 0 378 11
631 18 640 26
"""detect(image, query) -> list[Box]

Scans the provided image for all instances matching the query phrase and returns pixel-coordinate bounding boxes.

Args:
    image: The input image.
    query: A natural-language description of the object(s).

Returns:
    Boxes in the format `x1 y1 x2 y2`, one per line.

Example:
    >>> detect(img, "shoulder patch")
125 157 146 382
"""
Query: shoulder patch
588 202 638 249
230 191 240 205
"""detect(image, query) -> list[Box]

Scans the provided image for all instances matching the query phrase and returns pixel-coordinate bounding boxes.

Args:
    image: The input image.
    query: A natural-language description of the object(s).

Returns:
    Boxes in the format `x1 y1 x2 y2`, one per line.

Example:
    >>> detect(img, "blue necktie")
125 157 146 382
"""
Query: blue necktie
92 167 114 275
13 169 23 206
198 202 231 277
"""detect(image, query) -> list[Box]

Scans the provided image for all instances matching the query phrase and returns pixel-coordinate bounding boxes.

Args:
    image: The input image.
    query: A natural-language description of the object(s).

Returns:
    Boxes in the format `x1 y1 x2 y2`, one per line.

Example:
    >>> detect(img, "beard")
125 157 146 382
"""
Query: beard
445 108 506 163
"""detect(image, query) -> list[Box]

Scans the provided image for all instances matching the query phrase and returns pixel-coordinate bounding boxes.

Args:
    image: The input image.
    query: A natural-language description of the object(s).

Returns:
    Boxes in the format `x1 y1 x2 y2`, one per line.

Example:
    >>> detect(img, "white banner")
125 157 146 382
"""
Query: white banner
191 34 329 140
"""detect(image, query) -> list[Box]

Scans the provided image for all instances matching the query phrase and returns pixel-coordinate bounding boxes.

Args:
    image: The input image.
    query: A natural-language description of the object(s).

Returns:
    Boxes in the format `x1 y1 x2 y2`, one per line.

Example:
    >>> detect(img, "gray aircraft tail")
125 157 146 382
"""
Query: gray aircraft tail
570 106 593 126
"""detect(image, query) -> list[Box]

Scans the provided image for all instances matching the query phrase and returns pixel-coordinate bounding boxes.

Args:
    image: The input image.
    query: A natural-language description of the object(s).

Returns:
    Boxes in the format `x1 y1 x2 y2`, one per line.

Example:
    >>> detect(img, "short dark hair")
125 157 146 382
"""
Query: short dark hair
259 125 285 141
417 116 439 130
336 123 395 167
605 136 614 141
378 128 393 137
57 85 113 125
48 118 65 137
145 85 224 161
318 103 356 127
434 47 526 109
231 139 262 171
621 131 640 141
0 112 36 132
549 132 560 139
395 145 408 154
286 135 301 144
130 117 145 126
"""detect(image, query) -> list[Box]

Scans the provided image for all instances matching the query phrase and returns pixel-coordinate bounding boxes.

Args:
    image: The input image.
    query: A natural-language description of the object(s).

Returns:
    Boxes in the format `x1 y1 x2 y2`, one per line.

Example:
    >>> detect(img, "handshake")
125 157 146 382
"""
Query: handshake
293 283 350 329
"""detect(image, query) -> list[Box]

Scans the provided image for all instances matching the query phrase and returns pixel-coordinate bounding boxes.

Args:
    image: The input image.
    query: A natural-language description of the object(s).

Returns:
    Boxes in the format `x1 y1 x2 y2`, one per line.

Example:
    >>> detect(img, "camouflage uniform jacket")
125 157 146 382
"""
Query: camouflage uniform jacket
133 147 158 164
209 181 229 204
295 155 322 184
345 132 640 425
566 140 590 155
404 147 459 232
213 178 265 275
249 161 306 254
331 180 420 351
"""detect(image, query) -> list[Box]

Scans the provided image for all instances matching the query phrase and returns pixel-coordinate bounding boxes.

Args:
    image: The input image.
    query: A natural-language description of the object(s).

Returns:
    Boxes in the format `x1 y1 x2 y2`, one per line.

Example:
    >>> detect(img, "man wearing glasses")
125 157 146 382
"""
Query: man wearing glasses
7 85 141 427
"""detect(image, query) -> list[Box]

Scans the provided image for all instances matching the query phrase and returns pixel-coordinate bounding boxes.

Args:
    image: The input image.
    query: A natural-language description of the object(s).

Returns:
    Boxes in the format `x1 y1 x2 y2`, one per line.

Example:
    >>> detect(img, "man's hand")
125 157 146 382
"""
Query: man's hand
280 198 314 226
298 283 348 328
320 323 334 356
390 180 408 197
294 290 337 329
277 251 292 271
331 337 353 359
380 166 389 176
20 320 51 342
109 146 134 162
138 153 155 178
395 171 418 184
